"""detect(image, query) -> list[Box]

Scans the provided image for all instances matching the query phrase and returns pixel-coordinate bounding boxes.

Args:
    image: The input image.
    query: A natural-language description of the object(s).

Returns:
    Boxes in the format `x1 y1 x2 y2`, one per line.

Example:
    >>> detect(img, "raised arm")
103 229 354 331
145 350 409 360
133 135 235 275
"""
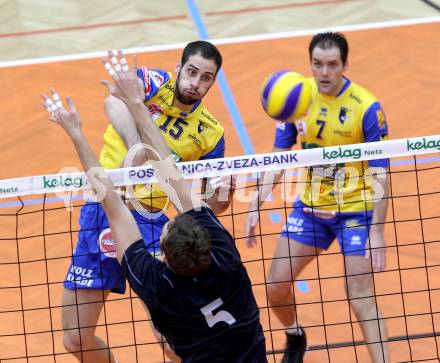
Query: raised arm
367 170 389 272
43 90 141 263
101 50 208 214
245 146 289 247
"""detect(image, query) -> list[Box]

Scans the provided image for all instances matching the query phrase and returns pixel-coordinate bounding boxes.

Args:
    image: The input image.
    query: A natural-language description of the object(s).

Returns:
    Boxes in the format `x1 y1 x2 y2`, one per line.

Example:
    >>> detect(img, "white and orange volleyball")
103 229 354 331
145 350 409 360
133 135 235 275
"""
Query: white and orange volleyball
260 71 312 122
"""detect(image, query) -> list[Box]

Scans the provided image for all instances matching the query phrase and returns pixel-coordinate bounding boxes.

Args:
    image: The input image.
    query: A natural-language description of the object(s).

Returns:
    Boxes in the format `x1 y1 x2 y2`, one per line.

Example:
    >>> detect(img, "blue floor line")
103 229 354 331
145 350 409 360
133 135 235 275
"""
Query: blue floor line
270 212 282 223
296 281 310 293
185 0 255 155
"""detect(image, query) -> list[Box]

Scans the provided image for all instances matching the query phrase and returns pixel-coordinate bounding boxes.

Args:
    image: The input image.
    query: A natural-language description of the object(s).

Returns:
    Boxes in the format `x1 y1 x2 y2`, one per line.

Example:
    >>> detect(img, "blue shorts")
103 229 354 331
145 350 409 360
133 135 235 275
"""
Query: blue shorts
64 202 168 293
280 200 372 256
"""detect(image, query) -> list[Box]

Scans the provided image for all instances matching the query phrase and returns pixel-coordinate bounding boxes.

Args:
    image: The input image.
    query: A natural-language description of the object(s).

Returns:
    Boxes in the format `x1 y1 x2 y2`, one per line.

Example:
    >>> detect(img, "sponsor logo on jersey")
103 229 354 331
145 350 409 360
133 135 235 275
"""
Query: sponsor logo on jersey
142 67 152 96
376 108 386 128
338 107 349 124
349 92 362 104
147 103 163 121
158 94 172 108
319 107 328 117
0 186 19 194
188 134 202 146
98 228 117 258
283 217 304 234
407 137 440 151
150 71 164 87
43 175 85 189
322 146 361 160
198 121 204 133
295 121 306 135
333 130 352 137
66 265 95 287
201 110 217 125
164 82 175 92
350 235 362 245
276 121 286 130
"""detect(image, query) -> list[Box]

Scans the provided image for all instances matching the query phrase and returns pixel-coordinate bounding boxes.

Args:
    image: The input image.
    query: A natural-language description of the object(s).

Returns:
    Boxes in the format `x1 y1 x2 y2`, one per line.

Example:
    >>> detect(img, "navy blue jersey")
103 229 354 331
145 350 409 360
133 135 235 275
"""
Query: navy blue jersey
122 207 267 363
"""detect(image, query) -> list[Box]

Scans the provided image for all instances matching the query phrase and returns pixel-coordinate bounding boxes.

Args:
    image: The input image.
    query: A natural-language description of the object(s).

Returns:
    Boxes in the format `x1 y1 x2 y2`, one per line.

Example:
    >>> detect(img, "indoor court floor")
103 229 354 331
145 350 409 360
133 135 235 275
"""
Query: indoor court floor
1 1 440 362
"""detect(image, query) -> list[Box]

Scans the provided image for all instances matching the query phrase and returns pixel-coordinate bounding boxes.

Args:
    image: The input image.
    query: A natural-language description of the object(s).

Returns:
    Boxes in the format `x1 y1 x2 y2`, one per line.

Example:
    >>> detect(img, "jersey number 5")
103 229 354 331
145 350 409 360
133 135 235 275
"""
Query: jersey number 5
200 298 236 328
159 116 189 140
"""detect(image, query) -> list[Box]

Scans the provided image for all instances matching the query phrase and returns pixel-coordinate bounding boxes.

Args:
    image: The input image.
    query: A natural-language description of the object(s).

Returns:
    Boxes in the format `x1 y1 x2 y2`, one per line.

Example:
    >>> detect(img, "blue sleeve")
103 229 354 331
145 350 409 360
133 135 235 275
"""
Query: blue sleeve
200 135 225 160
362 101 389 168
274 121 298 149
136 68 170 102
186 208 240 272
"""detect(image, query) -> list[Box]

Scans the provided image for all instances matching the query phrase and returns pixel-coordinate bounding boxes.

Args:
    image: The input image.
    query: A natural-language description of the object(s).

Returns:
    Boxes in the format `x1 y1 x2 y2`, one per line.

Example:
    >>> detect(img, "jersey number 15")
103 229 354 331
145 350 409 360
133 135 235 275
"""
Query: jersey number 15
159 116 189 140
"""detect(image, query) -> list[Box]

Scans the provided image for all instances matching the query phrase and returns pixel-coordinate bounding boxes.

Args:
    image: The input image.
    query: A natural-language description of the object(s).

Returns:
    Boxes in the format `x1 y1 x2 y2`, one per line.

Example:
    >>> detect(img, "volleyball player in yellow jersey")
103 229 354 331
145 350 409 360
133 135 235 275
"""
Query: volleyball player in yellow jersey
246 32 390 363
62 41 231 363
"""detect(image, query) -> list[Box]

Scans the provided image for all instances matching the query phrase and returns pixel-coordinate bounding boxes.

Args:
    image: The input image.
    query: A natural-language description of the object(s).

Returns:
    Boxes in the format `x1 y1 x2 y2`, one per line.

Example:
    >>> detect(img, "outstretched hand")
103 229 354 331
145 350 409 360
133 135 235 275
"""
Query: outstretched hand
365 231 387 272
245 209 260 248
42 88 82 140
101 50 145 106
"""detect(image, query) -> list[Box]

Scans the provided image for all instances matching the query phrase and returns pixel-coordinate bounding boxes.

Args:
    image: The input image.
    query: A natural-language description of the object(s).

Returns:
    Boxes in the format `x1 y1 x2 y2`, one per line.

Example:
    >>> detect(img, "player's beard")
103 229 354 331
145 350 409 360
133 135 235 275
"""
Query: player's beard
175 71 205 105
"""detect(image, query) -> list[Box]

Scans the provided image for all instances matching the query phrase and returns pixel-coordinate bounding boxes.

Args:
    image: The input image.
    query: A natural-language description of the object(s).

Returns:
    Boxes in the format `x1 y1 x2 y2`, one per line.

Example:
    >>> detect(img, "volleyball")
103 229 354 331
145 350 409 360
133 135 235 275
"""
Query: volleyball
260 71 312 122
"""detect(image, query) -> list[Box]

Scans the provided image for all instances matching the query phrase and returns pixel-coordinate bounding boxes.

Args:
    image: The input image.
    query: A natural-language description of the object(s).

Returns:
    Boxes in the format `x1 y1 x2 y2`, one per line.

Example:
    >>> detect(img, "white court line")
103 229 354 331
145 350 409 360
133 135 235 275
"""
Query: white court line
0 15 439 68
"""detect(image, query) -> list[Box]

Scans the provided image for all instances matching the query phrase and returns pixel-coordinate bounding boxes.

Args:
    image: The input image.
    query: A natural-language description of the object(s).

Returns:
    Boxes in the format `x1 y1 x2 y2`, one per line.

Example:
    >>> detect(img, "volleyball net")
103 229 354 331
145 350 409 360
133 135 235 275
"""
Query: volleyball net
0 135 439 362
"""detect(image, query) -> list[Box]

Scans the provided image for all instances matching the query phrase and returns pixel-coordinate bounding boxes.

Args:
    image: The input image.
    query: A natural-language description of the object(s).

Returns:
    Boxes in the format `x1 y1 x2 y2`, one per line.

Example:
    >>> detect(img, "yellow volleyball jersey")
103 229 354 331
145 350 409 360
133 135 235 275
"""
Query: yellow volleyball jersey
274 77 389 213
99 68 225 210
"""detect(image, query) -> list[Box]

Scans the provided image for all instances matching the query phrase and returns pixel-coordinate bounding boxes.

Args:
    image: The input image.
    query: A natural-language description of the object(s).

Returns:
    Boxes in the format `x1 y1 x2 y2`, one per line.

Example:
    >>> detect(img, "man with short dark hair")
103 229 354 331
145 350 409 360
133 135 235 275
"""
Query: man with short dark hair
246 32 390 363
159 213 212 276
61 41 233 363
46 49 266 363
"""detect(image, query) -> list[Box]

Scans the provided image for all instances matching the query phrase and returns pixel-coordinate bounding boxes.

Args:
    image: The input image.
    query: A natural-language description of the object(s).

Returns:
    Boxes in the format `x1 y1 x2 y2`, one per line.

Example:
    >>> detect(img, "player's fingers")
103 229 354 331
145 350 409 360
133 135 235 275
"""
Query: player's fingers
109 49 121 72
244 219 251 234
101 80 112 92
101 55 110 66
209 176 223 189
103 62 116 78
50 88 64 110
41 93 51 112
65 96 76 113
43 94 58 114
246 236 257 248
221 175 234 185
132 54 138 74
364 244 370 260
108 49 116 60
249 215 258 228
118 50 130 72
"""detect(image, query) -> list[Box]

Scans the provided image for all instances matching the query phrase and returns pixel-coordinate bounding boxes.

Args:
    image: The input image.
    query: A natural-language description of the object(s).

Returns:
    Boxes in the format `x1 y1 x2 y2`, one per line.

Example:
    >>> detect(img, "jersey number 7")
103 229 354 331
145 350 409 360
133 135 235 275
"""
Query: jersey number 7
316 119 326 139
